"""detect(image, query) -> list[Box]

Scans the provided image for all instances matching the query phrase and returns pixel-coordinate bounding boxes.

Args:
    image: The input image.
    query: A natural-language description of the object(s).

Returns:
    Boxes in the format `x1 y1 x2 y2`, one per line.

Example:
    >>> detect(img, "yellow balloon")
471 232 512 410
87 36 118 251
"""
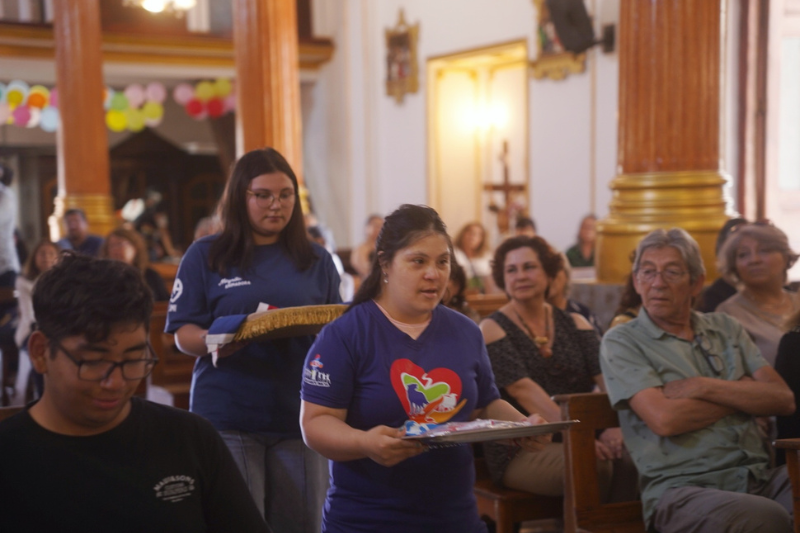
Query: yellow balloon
126 108 146 132
142 101 164 120
105 110 127 132
213 78 232 98
29 85 50 97
195 81 215 102
7 89 24 107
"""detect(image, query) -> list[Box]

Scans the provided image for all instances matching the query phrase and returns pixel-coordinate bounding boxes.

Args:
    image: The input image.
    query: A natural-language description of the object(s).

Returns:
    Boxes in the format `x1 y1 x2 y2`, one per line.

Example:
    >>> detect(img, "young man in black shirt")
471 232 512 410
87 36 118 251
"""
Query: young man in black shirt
0 253 270 533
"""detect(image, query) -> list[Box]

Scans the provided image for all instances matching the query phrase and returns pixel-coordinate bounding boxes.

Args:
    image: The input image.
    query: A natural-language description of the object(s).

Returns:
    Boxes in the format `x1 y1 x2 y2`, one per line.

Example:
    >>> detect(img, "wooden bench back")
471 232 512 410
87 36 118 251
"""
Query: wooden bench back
555 392 645 533
465 293 508 319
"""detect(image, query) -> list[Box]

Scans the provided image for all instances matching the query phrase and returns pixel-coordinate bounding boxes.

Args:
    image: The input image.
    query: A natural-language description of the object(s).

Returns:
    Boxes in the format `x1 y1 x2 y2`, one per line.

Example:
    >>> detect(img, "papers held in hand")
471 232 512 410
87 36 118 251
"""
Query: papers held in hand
402 419 579 444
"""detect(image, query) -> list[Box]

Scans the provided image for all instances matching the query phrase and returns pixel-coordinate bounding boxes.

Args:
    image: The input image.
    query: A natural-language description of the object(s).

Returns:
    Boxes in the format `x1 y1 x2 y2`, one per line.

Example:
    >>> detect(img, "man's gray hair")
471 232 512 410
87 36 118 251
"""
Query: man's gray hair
632 228 706 283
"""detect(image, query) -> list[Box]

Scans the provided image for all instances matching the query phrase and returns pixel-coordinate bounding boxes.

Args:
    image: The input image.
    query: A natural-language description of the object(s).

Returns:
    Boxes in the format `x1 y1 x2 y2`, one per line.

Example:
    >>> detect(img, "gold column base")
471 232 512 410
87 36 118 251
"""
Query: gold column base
596 170 736 283
48 194 118 242
298 185 310 215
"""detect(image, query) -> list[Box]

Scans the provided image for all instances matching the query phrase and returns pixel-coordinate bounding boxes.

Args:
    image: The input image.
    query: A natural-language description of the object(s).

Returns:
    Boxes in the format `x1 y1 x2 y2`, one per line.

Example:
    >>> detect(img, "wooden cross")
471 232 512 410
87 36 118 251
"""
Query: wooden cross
483 140 526 234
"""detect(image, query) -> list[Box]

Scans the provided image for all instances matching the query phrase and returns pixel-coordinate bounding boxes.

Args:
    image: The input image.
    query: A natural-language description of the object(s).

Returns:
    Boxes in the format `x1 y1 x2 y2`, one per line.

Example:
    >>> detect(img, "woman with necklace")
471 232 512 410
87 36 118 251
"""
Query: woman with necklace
480 236 637 500
300 205 552 533
717 223 800 365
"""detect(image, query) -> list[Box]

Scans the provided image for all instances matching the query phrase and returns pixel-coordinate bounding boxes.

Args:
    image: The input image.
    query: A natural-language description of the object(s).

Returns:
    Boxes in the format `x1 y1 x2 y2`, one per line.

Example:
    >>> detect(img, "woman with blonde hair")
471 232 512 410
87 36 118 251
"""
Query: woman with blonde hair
101 227 170 302
717 223 800 365
453 221 498 294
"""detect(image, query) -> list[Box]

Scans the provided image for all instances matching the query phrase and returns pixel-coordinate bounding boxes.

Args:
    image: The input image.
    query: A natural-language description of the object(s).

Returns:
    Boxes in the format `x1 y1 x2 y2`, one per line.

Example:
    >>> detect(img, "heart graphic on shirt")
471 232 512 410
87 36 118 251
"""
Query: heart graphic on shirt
390 359 467 423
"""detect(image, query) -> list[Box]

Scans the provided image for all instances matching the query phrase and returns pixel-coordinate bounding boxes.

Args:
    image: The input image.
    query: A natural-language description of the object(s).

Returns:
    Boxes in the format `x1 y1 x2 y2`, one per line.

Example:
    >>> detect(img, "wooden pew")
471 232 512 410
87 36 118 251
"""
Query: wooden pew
474 452 562 533
554 393 645 533
465 293 509 320
148 301 194 409
0 405 23 423
774 439 800 533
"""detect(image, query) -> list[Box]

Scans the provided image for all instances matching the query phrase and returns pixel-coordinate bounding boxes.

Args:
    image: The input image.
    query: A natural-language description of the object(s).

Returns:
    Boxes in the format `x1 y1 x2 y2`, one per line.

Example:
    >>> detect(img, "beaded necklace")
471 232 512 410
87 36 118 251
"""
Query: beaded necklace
512 305 553 358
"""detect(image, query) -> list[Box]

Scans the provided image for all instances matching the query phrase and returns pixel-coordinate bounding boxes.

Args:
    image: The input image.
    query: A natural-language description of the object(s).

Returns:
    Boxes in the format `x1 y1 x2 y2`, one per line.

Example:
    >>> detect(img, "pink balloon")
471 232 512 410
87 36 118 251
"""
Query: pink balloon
12 105 31 126
223 93 236 113
0 103 10 123
124 84 145 108
173 83 194 106
49 87 58 108
146 82 167 104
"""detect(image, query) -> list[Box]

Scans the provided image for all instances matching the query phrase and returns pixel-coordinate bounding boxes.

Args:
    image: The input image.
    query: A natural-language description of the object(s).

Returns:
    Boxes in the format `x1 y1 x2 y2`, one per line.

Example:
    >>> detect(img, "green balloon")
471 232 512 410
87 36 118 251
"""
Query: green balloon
110 91 129 111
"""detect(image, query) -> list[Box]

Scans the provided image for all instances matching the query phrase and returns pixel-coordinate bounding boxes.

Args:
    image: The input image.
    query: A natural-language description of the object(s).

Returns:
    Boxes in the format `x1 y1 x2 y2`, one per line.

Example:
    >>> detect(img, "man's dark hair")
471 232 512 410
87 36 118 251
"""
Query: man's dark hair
515 216 537 232
64 208 88 221
0 163 13 187
33 252 153 345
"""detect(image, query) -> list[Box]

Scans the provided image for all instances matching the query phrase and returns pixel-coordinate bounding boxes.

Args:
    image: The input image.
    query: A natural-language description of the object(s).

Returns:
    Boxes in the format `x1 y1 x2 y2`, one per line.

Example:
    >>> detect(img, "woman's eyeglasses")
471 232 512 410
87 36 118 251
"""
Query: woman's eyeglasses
246 190 295 208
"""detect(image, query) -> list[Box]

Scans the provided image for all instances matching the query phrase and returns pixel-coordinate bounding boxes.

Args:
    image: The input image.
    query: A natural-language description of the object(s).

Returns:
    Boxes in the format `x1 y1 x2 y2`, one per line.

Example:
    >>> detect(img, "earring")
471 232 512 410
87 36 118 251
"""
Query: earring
383 272 388 284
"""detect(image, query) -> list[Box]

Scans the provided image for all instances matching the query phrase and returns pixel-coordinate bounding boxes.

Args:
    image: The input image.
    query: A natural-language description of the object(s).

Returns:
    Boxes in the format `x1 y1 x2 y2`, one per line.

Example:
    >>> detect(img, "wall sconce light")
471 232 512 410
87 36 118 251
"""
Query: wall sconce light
123 0 197 16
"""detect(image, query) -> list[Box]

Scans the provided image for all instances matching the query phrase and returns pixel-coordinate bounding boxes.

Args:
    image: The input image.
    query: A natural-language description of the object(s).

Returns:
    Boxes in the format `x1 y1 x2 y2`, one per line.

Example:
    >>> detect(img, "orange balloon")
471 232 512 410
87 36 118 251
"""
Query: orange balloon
27 93 47 109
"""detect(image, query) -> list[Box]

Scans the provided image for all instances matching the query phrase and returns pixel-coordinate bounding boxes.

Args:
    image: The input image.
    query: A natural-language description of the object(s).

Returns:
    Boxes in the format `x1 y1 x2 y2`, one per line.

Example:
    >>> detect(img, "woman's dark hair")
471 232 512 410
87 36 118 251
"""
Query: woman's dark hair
491 236 563 291
22 240 60 281
445 261 468 308
100 227 149 272
208 147 315 275
33 253 153 344
614 273 642 316
349 204 452 309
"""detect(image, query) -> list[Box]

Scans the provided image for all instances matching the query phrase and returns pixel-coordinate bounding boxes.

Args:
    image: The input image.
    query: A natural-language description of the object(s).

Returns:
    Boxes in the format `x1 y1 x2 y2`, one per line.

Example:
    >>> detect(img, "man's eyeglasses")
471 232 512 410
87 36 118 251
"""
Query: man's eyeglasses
57 341 159 382
694 334 723 376
246 190 295 208
635 268 687 284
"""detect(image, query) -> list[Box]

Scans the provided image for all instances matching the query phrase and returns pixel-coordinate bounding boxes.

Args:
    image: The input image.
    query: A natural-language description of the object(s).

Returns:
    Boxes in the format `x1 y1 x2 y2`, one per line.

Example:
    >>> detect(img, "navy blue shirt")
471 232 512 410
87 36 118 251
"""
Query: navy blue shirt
57 234 104 257
166 236 341 436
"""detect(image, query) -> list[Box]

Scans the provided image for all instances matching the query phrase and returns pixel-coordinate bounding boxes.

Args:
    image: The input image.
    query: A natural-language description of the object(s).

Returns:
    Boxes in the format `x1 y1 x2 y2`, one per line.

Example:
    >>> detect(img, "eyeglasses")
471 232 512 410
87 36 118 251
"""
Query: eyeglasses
694 334 723 376
635 267 687 284
57 341 159 382
246 190 295 208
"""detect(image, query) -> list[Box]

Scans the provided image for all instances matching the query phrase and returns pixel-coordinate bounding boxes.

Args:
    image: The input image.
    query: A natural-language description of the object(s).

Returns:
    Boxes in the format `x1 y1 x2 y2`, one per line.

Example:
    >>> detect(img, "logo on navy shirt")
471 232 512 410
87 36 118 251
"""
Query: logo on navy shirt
304 354 331 387
170 279 183 303
218 276 252 290
153 475 196 503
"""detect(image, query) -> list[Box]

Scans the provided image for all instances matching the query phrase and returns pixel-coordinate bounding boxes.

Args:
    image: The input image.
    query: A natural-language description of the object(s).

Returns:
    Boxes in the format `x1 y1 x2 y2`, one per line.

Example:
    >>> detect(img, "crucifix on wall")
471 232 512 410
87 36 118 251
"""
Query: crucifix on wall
484 140 527 234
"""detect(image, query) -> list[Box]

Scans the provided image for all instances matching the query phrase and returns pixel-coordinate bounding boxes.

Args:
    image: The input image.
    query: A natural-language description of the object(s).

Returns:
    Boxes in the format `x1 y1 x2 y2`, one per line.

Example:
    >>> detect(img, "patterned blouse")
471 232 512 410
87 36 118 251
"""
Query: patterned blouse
483 307 601 484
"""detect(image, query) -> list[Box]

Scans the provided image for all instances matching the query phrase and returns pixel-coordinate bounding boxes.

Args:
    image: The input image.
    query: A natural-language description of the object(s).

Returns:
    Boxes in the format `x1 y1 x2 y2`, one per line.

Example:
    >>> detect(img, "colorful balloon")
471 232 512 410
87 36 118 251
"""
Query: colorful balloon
223 93 236 113
0 82 6 103
27 92 48 109
206 98 224 118
124 84 145 108
6 88 25 107
194 81 215 102
0 102 10 123
142 101 164 127
40 106 59 132
146 82 167 104
12 105 31 126
105 109 127 132
185 98 204 118
26 107 41 128
110 91 129 112
49 87 59 108
213 78 233 98
173 83 194 106
126 108 146 132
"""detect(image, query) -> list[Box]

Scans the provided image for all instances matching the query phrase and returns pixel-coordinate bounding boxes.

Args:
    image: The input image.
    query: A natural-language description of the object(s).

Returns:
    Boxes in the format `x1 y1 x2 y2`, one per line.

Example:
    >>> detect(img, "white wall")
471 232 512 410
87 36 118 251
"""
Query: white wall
309 0 622 251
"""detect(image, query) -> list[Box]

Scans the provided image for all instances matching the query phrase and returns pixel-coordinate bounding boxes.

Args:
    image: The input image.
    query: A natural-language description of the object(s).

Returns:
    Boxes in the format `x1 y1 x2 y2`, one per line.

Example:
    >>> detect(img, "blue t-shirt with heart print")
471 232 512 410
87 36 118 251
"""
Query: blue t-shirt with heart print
302 301 500 533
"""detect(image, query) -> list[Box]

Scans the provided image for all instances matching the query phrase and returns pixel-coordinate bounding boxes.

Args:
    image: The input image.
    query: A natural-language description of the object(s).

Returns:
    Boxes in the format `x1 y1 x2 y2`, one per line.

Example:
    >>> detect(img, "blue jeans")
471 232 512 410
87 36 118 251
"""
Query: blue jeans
220 431 329 533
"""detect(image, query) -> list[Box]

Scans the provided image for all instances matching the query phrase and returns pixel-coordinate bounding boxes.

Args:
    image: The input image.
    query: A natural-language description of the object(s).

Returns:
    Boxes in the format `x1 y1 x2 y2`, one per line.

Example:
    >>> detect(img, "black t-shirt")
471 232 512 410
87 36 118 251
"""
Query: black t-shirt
0 398 269 533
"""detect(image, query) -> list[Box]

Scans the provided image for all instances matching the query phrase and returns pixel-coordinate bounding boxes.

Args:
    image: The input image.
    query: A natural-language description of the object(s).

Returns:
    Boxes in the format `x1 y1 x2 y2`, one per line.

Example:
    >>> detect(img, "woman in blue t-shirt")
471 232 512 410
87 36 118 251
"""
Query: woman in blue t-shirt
300 204 550 533
165 147 341 533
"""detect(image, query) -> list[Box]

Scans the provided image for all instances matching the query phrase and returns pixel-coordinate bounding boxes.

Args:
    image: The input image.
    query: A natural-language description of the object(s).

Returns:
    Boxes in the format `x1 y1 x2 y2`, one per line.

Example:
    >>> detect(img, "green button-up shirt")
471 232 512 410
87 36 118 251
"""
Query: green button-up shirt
600 308 771 528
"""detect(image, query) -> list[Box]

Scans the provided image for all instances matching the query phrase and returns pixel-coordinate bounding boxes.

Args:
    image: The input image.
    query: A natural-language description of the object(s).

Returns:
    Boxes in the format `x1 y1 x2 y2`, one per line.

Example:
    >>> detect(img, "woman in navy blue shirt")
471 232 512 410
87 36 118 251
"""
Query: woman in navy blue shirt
166 148 341 533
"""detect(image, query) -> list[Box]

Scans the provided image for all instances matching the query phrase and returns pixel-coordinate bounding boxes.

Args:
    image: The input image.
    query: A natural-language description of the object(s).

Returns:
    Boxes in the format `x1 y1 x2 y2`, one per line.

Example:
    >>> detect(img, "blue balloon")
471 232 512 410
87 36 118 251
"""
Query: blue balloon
40 106 60 132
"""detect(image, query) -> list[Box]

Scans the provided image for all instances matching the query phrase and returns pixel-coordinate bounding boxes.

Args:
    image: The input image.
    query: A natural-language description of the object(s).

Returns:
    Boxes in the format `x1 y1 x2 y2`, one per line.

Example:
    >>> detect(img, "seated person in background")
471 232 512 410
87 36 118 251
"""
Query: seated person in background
351 214 384 280
134 189 179 262
608 272 642 330
0 253 269 533
480 236 636 500
13 240 59 403
101 227 170 302
696 217 748 312
716 222 800 365
565 214 597 268
601 228 795 533
57 208 104 257
547 253 603 336
442 261 481 323
193 215 221 241
514 216 537 238
454 221 499 294
774 308 800 465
